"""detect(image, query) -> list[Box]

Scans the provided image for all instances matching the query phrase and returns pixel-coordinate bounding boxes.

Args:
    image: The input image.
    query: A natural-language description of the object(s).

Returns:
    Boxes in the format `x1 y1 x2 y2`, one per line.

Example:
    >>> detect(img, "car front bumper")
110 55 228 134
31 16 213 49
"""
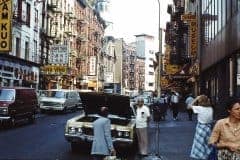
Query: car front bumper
65 133 134 148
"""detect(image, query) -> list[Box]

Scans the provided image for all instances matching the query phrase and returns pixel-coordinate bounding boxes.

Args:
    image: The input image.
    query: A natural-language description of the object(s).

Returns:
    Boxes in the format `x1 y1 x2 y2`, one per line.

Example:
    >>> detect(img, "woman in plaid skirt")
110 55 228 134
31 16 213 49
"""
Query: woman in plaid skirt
209 97 240 160
188 95 214 159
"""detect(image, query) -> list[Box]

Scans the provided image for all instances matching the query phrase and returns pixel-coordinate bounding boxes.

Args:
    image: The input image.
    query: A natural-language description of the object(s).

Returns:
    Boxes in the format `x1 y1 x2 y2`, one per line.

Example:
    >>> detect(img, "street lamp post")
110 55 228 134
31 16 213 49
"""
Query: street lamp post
157 0 162 98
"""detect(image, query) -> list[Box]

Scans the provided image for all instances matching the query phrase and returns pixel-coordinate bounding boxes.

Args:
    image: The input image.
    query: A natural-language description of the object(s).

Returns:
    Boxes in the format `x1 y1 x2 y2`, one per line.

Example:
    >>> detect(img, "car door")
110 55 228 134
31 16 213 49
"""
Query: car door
66 92 74 109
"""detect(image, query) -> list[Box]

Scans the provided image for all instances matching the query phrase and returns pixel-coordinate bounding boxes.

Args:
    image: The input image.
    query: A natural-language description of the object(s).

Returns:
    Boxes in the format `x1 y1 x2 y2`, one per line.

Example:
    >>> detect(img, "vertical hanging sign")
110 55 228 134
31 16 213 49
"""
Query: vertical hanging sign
181 14 198 57
0 0 12 52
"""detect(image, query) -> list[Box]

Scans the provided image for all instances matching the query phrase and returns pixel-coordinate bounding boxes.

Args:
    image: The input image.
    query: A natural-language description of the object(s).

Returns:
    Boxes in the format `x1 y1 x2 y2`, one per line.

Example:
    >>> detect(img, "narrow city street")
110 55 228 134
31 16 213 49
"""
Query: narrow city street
0 110 196 160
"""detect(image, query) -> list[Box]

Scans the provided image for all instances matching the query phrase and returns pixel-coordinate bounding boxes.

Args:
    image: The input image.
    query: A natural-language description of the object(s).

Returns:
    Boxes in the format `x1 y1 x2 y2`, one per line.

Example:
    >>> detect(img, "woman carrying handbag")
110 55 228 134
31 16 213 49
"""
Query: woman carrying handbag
209 97 240 160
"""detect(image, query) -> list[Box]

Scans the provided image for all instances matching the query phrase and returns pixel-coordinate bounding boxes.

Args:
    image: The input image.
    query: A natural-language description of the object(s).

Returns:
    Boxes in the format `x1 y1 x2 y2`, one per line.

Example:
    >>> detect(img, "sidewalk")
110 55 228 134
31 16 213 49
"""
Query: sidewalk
147 110 197 160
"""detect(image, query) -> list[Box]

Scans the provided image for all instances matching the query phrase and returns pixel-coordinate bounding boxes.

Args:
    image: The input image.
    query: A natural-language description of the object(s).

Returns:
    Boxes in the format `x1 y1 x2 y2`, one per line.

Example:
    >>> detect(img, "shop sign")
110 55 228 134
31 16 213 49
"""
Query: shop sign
165 65 181 74
181 14 196 21
0 0 12 52
89 56 96 76
161 77 169 87
190 20 197 57
49 45 69 64
41 65 67 75
104 72 113 83
87 76 96 81
181 14 198 57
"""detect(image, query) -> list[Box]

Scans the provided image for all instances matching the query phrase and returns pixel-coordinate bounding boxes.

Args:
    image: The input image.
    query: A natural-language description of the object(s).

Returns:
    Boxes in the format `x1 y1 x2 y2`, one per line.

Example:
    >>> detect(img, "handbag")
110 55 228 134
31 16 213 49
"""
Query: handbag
104 156 120 160
208 145 218 160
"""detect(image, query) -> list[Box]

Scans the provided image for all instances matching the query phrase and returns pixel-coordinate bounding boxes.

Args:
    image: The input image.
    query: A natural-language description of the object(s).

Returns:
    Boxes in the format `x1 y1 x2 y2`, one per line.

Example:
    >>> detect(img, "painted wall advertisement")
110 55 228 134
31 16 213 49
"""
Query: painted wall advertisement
0 0 12 52
49 45 69 64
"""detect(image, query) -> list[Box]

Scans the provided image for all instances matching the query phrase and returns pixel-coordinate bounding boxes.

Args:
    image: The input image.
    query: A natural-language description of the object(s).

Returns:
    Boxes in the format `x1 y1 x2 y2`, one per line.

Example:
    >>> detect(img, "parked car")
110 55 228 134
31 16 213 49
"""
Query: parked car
39 89 82 113
64 92 137 154
0 87 38 126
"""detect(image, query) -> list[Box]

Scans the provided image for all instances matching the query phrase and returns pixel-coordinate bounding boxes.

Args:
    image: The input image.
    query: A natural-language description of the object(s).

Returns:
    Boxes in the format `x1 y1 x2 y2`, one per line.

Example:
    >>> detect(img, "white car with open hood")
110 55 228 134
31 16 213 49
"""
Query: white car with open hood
64 92 137 153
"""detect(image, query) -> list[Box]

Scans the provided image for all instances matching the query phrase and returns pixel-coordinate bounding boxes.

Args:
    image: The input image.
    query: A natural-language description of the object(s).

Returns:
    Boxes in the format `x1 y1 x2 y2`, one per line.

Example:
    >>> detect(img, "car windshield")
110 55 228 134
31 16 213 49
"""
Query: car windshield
40 91 66 98
0 89 15 101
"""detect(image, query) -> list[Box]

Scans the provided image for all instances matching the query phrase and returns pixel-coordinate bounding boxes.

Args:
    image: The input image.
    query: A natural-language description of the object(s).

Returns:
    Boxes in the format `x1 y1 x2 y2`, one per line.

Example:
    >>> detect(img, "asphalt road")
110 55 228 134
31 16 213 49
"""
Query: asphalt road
0 111 94 160
0 110 196 160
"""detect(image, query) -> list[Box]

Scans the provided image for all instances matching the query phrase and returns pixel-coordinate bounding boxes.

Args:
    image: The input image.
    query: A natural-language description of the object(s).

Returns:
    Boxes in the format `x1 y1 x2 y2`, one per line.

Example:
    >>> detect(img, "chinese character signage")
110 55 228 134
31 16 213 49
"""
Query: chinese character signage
181 14 198 57
0 0 12 52
190 20 197 57
41 65 67 75
49 45 69 64
89 56 96 76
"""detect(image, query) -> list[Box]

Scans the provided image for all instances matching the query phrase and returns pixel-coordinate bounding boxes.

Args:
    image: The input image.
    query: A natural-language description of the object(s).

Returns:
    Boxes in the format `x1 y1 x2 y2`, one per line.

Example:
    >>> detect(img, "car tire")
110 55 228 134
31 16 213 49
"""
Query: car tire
63 107 67 114
71 142 79 153
40 109 46 114
11 117 16 127
28 113 35 124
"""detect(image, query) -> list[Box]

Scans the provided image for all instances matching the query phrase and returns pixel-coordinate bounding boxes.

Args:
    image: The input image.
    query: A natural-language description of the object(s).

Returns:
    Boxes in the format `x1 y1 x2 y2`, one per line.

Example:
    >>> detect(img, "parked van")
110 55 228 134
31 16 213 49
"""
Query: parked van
39 89 82 113
0 87 38 126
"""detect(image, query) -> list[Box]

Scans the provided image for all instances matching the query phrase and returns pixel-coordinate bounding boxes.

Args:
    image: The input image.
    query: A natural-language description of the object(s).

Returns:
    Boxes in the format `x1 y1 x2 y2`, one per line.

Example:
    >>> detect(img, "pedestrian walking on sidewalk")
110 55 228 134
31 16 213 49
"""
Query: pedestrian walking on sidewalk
136 97 151 157
170 91 180 120
209 97 240 160
91 107 115 160
188 95 213 160
185 93 194 121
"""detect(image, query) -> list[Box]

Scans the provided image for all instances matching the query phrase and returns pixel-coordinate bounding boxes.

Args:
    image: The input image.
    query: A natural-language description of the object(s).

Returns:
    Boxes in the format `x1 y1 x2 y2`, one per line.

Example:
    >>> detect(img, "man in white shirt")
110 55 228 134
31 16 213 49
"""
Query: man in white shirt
170 91 180 120
136 97 150 157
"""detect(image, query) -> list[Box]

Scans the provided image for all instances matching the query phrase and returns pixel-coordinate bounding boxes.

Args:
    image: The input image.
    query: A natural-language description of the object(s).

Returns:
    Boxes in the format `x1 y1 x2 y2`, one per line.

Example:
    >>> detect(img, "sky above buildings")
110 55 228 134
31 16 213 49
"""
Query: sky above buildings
110 0 173 47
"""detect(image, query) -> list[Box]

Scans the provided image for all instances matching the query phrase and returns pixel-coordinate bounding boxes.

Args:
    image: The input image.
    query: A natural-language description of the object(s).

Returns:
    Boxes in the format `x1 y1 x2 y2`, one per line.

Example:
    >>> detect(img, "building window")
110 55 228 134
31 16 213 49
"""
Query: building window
238 0 240 11
149 72 154 75
34 40 37 62
217 0 222 32
26 3 31 27
222 0 226 26
149 83 154 87
25 41 29 60
226 0 232 22
16 38 21 58
236 56 240 97
34 9 38 31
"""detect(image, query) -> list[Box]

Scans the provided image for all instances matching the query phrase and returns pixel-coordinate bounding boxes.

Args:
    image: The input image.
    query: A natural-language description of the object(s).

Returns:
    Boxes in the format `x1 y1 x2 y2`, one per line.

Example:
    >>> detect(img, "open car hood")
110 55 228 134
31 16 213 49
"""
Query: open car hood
79 92 134 119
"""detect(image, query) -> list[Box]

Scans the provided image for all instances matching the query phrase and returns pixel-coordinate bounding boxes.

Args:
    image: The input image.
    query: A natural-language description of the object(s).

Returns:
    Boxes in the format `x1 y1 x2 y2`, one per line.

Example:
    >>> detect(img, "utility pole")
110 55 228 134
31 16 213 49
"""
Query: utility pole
157 0 162 98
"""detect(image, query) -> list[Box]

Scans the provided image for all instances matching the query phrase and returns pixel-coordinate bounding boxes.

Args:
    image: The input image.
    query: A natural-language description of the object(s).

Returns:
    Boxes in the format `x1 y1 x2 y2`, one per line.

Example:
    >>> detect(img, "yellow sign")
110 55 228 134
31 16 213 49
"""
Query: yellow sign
41 65 67 75
181 14 198 57
181 14 196 21
165 65 181 74
0 0 12 52
161 77 169 87
190 20 197 56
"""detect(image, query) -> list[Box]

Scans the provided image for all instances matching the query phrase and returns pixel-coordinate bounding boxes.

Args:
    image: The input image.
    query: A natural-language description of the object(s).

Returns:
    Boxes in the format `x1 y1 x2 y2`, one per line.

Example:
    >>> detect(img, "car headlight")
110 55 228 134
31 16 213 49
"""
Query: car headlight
117 131 123 137
1 107 8 115
77 128 82 133
117 131 130 138
68 127 76 134
124 131 130 137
